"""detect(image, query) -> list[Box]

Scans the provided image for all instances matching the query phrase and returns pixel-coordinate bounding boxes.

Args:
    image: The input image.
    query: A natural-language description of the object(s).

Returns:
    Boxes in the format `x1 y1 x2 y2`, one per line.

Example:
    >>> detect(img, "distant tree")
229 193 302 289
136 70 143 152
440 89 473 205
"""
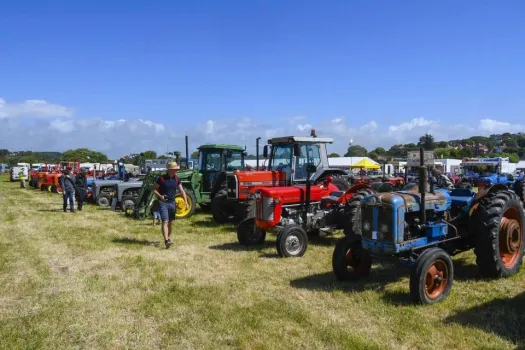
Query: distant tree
157 155 171 159
418 134 436 150
174 151 182 163
505 139 518 147
372 147 386 155
62 148 109 162
0 149 9 157
190 151 200 158
344 145 367 157
434 148 450 158
142 150 157 159
459 148 473 158
367 151 379 161
328 153 340 158
437 141 448 148
405 143 418 150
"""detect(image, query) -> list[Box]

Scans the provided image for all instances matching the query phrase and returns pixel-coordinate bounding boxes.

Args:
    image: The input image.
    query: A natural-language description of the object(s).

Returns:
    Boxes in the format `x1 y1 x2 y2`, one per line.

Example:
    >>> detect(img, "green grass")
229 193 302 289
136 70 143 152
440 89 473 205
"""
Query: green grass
0 174 523 349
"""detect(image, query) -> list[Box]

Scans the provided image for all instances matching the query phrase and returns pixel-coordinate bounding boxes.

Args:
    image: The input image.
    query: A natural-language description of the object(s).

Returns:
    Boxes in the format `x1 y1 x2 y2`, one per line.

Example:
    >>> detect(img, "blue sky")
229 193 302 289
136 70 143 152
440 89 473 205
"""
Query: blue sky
1 0 525 158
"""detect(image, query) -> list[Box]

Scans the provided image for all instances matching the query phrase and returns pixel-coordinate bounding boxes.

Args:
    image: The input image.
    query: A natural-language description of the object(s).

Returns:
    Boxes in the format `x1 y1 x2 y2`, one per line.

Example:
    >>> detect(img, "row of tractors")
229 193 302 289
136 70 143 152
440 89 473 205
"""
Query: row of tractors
20 132 525 306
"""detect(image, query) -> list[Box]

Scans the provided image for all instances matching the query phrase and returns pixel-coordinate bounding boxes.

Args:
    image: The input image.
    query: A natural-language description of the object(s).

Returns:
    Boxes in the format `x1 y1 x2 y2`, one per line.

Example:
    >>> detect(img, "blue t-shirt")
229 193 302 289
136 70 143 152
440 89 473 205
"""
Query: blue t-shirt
156 175 181 202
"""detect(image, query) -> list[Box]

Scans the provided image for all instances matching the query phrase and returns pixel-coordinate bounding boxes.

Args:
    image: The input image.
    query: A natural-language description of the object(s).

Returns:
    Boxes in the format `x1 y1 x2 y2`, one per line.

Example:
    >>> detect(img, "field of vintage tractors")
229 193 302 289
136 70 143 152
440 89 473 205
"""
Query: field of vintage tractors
13 131 525 306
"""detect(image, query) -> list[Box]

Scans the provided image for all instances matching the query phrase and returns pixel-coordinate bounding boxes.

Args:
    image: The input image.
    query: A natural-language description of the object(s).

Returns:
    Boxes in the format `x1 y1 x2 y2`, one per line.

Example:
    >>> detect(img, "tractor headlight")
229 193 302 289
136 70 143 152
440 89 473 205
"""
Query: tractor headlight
363 221 371 231
274 197 280 204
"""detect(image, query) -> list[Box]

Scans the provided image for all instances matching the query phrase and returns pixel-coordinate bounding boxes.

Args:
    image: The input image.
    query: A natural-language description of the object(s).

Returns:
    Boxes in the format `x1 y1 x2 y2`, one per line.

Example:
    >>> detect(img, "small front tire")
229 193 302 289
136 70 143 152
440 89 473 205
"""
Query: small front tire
332 235 372 281
276 224 308 258
237 217 266 246
409 247 454 304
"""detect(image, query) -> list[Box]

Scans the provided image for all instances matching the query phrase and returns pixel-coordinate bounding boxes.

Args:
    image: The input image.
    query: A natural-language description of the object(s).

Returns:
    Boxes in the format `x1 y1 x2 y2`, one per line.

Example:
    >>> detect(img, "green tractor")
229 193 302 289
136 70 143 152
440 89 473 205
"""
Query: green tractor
129 144 246 220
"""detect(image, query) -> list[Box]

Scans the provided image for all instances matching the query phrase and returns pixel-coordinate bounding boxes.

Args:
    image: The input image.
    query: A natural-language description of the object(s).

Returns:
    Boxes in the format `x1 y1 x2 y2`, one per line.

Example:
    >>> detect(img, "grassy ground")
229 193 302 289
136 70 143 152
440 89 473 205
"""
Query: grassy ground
0 174 523 350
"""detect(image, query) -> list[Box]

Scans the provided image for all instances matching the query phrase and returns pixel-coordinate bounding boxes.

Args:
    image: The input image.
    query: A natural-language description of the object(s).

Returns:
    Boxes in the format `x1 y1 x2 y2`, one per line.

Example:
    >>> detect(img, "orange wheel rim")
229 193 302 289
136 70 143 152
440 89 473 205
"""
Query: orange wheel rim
499 207 523 268
425 259 448 299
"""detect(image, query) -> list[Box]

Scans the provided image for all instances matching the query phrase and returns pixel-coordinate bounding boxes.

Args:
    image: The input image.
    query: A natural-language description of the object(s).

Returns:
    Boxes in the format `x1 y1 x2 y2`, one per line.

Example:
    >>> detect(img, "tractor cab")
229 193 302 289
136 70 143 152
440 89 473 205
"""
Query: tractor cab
198 144 246 193
263 134 333 186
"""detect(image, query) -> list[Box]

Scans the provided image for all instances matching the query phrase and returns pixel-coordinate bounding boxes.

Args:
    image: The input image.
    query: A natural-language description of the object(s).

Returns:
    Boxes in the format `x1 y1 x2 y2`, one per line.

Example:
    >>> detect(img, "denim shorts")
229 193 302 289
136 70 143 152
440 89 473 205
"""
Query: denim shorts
158 201 176 222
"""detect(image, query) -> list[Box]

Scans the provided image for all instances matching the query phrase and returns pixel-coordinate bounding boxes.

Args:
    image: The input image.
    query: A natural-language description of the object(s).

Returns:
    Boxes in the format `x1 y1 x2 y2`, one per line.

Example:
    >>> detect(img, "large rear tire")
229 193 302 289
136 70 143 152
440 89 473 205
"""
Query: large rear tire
175 189 196 219
343 188 375 237
331 176 351 191
121 196 137 212
211 189 234 223
471 189 525 278
237 217 266 246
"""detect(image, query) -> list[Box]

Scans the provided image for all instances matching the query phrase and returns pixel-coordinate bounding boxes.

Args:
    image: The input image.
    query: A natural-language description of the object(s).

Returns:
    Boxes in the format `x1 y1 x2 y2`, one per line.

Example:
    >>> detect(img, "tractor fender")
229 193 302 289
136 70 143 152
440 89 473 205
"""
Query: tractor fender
311 168 350 183
476 183 509 200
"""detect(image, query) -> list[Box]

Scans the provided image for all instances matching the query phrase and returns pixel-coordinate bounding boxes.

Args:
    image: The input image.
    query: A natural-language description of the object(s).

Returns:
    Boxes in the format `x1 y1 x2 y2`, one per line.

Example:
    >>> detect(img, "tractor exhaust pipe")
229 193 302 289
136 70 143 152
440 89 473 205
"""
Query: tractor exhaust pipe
418 147 427 230
185 135 189 169
256 137 261 170
303 165 315 225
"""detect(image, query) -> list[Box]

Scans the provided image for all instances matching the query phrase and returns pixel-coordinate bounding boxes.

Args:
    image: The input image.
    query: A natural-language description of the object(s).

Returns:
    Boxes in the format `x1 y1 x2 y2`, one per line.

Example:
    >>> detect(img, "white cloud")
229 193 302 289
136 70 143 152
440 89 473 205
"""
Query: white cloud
1 96 525 158
297 123 313 131
0 97 74 119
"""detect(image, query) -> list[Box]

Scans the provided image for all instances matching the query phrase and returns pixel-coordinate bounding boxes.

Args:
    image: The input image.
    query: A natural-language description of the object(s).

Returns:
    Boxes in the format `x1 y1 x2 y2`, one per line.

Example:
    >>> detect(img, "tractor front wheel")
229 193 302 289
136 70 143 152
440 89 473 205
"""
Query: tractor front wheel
332 235 372 280
472 190 525 278
175 189 196 219
409 247 453 304
96 193 111 207
237 217 266 246
276 224 308 258
121 196 137 212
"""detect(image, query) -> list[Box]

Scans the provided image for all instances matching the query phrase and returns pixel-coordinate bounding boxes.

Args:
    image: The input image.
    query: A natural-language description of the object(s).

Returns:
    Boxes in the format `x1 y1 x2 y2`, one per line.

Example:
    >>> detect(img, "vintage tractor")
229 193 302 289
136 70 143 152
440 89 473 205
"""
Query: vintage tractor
129 143 248 220
176 144 247 219
332 149 525 304
236 162 382 257
111 180 144 212
223 130 351 224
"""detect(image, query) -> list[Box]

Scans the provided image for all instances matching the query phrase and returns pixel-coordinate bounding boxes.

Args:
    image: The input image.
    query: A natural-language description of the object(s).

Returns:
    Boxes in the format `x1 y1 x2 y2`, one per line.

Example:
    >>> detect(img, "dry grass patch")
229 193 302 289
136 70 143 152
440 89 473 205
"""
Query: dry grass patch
0 174 523 349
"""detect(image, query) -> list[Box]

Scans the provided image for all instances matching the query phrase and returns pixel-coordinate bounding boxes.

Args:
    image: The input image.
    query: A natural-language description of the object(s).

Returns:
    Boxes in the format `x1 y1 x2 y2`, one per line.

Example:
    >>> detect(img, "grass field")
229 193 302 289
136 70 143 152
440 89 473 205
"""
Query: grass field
0 174 524 350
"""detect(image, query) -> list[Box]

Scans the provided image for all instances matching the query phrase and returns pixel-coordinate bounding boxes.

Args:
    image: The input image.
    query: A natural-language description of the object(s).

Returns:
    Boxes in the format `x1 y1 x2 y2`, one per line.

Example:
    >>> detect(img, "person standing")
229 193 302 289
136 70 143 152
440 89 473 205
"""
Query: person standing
60 167 77 213
75 169 88 211
152 161 189 248
18 168 26 188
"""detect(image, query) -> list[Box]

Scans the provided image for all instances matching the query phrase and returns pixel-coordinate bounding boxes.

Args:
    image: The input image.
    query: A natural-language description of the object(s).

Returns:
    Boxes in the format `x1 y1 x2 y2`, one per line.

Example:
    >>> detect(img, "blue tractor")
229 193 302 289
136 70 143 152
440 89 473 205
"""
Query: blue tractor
332 150 525 304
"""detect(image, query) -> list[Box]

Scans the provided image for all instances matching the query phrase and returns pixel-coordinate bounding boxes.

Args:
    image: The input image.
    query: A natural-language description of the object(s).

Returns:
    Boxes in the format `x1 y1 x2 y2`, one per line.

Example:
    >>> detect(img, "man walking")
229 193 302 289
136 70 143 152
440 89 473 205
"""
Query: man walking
75 169 88 211
60 166 77 213
152 161 189 248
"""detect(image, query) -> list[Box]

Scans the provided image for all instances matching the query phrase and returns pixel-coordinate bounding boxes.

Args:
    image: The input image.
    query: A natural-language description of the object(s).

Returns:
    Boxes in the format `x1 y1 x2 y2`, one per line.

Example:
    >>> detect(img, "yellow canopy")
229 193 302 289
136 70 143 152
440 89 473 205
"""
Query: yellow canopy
349 158 380 169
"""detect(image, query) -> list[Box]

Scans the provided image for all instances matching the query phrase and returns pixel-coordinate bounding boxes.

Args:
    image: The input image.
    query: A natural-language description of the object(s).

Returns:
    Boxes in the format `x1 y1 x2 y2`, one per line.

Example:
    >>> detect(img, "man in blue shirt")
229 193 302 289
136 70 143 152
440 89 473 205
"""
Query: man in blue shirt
152 161 189 248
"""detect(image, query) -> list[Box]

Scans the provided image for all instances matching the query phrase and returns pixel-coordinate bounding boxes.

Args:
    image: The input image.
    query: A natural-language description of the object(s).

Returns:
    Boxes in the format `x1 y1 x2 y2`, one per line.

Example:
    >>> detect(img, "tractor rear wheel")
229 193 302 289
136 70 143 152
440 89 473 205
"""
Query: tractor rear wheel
472 190 525 278
96 193 111 207
237 217 266 246
211 189 234 223
513 179 525 203
175 189 196 219
276 224 308 258
331 176 351 191
343 188 375 237
332 235 372 280
121 196 137 212
409 247 453 304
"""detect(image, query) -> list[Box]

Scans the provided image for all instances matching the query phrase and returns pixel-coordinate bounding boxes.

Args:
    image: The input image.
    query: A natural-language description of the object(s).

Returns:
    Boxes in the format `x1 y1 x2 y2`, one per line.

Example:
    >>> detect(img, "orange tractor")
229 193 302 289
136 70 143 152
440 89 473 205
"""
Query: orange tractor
212 130 352 223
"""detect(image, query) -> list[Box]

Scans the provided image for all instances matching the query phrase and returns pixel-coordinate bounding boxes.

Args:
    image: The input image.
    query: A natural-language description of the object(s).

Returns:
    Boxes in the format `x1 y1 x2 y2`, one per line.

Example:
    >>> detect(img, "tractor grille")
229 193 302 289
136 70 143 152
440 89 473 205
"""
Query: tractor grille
361 204 394 242
227 175 237 199
256 196 274 221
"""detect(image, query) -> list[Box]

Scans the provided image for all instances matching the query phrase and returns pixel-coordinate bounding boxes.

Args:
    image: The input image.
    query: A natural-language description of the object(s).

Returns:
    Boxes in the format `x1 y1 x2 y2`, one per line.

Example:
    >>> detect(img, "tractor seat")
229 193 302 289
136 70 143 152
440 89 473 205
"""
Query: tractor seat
320 191 344 207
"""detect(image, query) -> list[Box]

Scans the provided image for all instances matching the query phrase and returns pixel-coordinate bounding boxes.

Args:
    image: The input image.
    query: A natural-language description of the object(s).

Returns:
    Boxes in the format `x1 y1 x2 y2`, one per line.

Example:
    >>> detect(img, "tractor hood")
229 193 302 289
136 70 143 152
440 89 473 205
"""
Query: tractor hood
176 169 196 180
361 189 451 213
258 184 337 204
93 179 121 186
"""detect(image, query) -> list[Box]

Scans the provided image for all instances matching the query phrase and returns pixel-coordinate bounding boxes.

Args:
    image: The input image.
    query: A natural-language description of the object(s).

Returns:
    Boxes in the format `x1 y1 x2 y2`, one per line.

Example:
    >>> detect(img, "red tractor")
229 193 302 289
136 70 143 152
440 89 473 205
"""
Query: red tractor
236 164 382 257
215 130 351 223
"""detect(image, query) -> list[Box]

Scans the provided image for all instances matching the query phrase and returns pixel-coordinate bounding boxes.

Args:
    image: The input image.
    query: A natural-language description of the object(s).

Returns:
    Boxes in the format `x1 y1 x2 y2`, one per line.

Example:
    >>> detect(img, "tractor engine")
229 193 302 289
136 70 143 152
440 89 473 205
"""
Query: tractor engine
255 185 340 234
359 189 452 254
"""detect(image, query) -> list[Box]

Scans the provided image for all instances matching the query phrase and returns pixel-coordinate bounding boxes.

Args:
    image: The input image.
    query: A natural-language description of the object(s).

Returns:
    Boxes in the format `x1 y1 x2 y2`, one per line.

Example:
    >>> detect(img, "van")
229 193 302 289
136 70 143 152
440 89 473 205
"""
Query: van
10 166 28 182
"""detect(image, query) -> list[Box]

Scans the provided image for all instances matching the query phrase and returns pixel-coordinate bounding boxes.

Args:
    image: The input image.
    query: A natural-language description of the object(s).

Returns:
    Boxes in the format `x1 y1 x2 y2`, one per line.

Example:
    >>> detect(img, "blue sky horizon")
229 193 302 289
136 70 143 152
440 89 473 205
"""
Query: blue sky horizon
1 0 524 158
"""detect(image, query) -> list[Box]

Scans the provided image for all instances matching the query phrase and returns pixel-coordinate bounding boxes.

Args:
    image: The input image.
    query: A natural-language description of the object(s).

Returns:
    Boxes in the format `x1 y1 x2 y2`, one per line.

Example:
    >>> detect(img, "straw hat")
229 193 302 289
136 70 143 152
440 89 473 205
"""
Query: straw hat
167 161 180 170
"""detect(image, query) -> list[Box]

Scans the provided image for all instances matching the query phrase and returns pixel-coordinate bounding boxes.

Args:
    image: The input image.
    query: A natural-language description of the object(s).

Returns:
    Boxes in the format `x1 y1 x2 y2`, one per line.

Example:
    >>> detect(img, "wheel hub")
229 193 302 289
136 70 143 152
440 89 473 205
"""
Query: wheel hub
424 260 448 299
285 235 301 255
500 215 523 267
